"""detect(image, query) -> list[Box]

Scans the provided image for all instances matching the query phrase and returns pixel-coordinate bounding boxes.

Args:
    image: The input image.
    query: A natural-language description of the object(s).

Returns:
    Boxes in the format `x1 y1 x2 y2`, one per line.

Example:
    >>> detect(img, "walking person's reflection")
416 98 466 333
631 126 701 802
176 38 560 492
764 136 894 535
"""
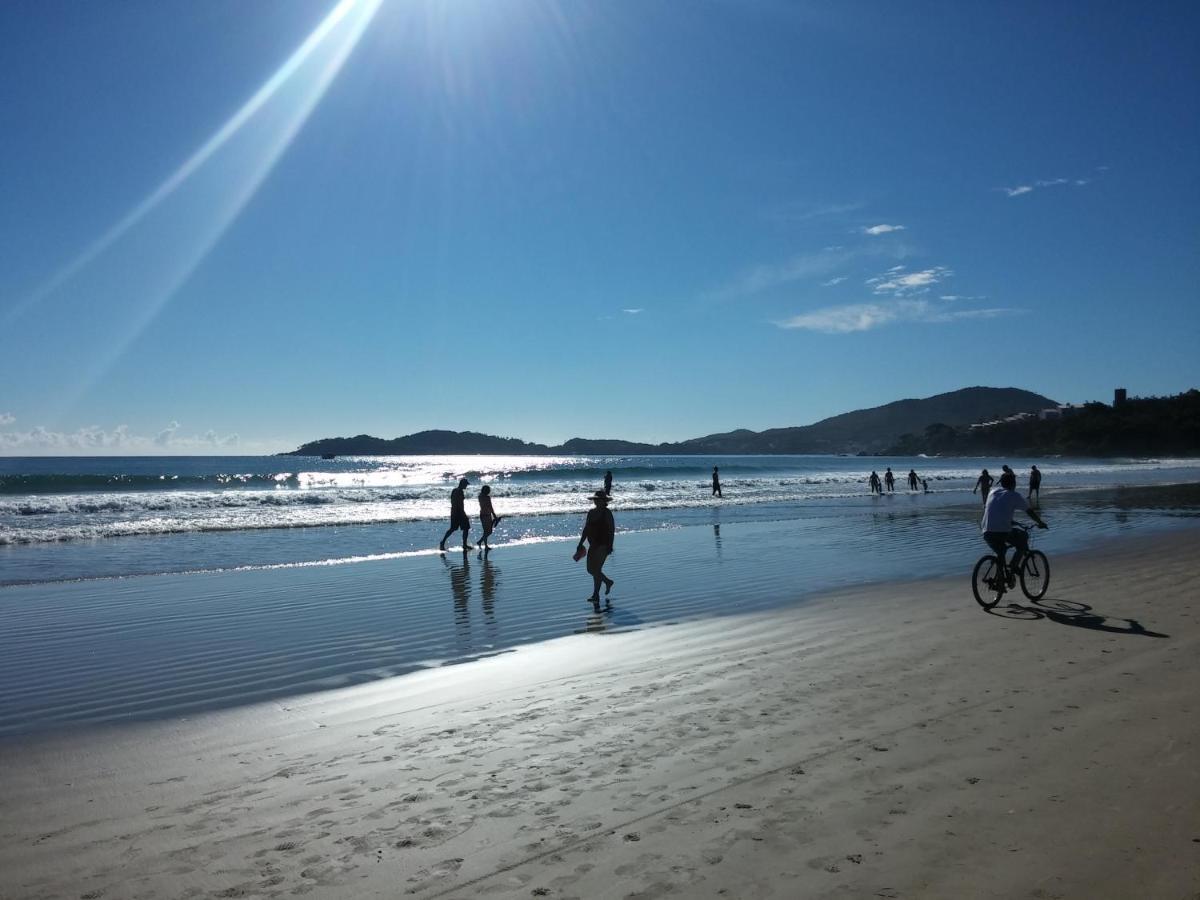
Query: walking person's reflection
480 553 498 624
441 553 471 649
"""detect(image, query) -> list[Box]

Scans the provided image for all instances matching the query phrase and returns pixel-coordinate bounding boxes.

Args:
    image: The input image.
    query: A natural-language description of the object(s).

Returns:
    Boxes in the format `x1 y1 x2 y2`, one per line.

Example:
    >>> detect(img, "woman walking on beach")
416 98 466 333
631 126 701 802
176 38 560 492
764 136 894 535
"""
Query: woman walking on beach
972 468 993 505
577 490 615 603
477 485 502 553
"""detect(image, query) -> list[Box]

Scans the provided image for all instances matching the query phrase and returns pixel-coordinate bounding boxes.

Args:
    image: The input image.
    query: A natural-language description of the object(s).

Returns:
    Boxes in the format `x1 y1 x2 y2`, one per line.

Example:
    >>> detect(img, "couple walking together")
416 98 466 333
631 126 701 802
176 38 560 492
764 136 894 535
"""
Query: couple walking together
439 478 502 552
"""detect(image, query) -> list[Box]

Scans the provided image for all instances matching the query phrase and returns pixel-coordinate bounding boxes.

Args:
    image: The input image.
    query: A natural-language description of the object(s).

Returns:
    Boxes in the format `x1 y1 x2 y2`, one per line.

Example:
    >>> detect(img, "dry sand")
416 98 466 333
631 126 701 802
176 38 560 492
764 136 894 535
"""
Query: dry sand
2 528 1198 899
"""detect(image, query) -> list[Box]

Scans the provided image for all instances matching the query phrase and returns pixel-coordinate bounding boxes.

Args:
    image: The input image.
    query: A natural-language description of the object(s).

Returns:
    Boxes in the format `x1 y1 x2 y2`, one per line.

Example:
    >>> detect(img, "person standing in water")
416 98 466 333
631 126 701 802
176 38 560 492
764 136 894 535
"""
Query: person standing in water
884 467 895 492
868 471 882 495
908 469 919 491
712 466 722 498
439 477 472 552
577 490 615 603
972 468 994 505
603 470 613 497
477 484 502 554
1028 464 1042 504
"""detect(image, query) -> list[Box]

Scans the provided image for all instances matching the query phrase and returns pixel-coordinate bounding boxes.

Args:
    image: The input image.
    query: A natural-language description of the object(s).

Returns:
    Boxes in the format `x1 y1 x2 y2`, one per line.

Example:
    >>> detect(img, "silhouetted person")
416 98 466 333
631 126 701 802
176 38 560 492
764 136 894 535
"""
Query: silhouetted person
1028 465 1042 504
907 469 919 491
884 467 895 492
921 478 929 493
981 470 1048 584
439 477 472 551
577 490 615 602
603 470 613 497
477 484 502 553
868 471 882 494
712 466 722 498
972 469 993 505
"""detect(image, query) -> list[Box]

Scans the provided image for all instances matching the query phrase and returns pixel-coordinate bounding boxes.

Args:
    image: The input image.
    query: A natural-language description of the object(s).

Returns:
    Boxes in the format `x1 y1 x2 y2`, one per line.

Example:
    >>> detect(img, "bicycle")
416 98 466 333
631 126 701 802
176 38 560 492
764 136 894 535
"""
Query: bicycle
971 522 1050 609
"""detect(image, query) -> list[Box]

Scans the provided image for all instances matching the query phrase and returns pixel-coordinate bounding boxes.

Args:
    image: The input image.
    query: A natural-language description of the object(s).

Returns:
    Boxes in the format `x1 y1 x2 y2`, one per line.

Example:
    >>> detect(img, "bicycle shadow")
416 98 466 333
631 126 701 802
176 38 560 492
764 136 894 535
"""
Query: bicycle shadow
986 596 1169 638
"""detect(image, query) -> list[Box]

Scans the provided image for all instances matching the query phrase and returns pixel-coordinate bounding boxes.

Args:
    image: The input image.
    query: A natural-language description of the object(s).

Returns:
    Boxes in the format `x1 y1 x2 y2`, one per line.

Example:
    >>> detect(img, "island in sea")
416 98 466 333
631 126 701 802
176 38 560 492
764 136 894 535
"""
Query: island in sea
283 385 1200 458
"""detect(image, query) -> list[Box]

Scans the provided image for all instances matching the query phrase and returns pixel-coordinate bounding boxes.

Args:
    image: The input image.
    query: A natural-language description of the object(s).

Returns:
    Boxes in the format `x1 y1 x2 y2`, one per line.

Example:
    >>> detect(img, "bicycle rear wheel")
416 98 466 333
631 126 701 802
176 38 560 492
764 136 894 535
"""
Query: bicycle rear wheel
1020 550 1050 600
972 555 1005 609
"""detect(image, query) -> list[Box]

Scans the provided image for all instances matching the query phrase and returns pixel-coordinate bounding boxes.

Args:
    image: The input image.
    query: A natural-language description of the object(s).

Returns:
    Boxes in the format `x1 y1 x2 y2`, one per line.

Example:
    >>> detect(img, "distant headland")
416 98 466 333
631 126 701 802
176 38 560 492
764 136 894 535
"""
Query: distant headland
283 386 1200 459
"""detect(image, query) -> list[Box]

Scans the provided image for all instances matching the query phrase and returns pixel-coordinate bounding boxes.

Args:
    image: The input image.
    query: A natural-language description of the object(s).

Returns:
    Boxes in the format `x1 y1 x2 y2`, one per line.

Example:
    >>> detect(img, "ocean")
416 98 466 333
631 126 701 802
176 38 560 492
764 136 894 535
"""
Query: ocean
2 454 1199 736
4 453 1200 585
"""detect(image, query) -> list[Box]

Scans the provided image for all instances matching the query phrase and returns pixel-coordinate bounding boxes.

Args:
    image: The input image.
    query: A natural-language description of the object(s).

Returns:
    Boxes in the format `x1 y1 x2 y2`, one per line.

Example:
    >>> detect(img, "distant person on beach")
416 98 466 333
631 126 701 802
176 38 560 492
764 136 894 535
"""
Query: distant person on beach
477 485 502 553
907 469 919 491
576 490 615 603
884 468 895 492
972 469 993 504
921 477 929 493
604 470 613 497
712 467 722 498
1028 465 1042 504
439 478 472 552
981 470 1048 583
868 471 882 495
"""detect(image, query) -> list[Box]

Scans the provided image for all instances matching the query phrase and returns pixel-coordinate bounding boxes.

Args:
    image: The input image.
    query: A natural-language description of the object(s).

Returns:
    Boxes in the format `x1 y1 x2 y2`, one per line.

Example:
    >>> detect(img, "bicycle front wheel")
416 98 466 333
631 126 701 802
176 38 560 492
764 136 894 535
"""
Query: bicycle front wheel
1020 550 1050 600
972 555 1005 609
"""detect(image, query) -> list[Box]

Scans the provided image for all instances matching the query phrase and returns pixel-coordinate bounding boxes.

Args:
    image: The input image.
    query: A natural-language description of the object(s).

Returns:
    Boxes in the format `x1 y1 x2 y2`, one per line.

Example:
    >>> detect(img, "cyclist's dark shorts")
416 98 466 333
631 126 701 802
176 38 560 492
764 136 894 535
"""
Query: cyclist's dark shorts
984 528 1027 558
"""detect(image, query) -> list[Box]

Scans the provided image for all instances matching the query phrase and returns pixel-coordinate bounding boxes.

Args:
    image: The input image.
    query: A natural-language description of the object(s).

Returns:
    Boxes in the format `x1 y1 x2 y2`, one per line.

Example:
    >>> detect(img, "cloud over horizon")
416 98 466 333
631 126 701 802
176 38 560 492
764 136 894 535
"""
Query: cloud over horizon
0 422 241 453
862 223 905 235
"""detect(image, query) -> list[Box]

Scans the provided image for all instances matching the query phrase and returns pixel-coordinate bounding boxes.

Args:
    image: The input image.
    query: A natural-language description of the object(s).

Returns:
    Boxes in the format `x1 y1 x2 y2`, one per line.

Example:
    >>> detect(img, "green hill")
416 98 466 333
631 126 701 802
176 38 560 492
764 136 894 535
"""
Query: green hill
284 386 1059 456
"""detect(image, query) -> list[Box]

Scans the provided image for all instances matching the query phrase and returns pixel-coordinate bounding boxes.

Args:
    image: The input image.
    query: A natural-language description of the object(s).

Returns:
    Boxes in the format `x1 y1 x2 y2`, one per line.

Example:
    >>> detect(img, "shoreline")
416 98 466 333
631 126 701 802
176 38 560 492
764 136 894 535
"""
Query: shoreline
2 528 1198 898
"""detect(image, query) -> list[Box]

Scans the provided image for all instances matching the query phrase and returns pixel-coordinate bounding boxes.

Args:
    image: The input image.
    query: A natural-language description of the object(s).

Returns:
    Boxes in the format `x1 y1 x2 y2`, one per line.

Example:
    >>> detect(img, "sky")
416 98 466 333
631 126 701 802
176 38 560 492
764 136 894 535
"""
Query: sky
1 0 1197 454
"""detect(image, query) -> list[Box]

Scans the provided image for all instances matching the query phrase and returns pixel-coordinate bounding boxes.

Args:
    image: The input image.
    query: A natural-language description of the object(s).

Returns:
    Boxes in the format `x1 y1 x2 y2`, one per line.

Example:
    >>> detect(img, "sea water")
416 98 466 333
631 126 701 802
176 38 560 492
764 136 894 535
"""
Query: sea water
2 454 1199 735
3 453 1200 585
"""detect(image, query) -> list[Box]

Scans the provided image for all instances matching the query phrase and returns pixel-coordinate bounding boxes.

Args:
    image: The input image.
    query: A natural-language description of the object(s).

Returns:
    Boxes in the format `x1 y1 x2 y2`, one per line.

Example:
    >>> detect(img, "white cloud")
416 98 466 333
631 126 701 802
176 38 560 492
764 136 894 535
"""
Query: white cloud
621 308 644 315
0 413 13 426
867 265 952 296
0 422 246 454
778 298 1020 334
155 420 181 446
862 223 905 235
1001 169 1104 198
821 277 847 287
708 241 909 300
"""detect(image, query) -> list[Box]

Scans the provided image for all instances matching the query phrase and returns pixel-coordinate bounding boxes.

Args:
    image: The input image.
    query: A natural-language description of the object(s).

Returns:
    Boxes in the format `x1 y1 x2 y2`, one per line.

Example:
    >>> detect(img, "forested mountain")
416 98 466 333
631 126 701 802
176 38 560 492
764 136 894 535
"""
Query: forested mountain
285 387 1060 456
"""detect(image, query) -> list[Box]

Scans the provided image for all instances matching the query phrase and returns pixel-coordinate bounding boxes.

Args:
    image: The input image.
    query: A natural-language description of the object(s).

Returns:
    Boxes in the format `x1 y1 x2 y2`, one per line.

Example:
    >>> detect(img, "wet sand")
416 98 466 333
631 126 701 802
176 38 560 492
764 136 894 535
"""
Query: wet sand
2 528 1199 899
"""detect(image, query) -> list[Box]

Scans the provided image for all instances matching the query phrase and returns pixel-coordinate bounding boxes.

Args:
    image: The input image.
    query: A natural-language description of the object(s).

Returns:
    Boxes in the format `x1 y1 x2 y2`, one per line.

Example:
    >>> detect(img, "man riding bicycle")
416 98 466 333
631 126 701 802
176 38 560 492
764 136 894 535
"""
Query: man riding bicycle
981 470 1048 584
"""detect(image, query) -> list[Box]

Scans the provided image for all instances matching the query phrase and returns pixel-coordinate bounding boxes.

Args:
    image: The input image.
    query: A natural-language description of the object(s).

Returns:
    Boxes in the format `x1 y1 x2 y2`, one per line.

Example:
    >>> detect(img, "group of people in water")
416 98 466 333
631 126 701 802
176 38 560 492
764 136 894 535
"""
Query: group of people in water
972 463 1042 505
439 467 724 603
868 467 928 494
440 461 1050 604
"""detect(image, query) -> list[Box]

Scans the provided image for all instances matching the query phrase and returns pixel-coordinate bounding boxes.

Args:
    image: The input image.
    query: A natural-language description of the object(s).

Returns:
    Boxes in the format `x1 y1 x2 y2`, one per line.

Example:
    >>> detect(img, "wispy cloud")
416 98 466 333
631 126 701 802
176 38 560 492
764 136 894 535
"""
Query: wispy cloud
867 265 952 296
777 299 1020 334
0 422 241 453
999 167 1107 198
821 276 847 287
709 242 908 301
0 413 13 426
622 308 644 315
862 223 905 235
764 201 864 224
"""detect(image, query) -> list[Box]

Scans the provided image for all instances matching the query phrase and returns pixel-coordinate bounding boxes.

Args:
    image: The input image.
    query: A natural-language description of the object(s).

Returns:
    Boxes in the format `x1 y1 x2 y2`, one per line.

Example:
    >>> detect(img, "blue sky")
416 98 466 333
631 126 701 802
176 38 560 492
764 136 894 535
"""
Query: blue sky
2 0 1197 454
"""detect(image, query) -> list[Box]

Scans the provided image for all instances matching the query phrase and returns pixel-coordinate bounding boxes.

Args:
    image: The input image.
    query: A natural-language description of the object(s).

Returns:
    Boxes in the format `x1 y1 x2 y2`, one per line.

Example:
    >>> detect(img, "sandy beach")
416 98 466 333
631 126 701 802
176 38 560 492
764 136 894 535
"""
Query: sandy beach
2 527 1199 899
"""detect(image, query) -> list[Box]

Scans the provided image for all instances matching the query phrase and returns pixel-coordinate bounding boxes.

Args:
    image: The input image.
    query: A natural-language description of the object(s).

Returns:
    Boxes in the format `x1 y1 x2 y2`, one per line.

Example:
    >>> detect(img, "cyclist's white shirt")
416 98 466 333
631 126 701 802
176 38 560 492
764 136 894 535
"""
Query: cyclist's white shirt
980 487 1029 533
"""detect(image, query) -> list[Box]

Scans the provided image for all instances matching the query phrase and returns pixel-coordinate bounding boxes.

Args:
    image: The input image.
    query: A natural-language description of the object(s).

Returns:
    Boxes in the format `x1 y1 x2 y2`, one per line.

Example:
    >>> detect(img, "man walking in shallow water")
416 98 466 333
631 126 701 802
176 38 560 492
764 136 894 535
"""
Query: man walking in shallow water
439 478 473 552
